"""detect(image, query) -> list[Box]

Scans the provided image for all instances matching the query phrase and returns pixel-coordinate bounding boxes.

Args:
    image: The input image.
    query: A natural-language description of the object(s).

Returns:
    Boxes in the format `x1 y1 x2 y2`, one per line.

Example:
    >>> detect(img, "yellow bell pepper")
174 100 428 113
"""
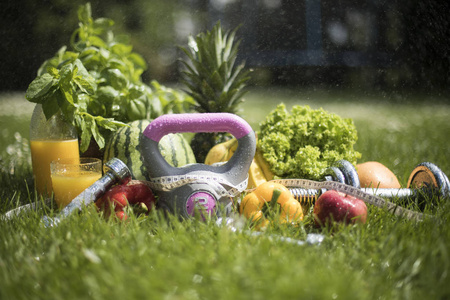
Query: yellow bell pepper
239 181 303 229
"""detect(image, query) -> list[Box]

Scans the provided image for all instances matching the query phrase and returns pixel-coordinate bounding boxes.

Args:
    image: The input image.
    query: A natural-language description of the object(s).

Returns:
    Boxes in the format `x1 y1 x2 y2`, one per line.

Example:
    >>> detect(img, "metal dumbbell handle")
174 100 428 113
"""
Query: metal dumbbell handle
41 158 132 227
363 188 415 198
267 177 426 221
323 160 450 201
289 187 415 205
276 179 425 221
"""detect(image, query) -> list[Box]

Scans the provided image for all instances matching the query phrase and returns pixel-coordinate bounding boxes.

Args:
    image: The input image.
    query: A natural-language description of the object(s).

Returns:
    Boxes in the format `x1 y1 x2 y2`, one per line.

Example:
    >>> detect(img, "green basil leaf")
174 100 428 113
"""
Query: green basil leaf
106 58 126 70
96 116 126 131
74 77 96 95
78 114 92 153
127 98 147 120
77 2 92 25
73 59 95 83
41 95 59 120
78 47 99 61
111 43 132 56
25 73 57 102
90 120 105 149
88 35 107 48
107 69 128 90
92 18 114 33
96 86 119 106
128 53 147 70
58 63 74 86
99 48 110 61
76 93 90 111
47 67 60 78
73 61 96 95
59 82 74 105
128 84 146 98
55 88 69 110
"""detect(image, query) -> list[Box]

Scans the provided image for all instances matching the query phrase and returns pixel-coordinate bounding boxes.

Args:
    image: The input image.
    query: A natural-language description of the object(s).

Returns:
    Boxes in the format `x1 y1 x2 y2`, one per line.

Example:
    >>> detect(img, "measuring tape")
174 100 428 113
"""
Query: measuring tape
1 175 425 222
271 178 425 221
145 173 248 199
144 174 425 221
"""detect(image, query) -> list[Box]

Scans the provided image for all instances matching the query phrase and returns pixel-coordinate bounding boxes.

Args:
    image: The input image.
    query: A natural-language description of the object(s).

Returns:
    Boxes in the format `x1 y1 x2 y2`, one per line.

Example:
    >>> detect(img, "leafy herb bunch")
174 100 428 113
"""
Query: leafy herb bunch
25 3 162 153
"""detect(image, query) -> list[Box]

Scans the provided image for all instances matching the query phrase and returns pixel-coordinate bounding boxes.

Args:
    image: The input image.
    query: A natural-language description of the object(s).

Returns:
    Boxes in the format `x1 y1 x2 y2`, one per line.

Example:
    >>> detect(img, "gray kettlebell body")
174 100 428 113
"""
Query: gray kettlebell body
140 113 256 219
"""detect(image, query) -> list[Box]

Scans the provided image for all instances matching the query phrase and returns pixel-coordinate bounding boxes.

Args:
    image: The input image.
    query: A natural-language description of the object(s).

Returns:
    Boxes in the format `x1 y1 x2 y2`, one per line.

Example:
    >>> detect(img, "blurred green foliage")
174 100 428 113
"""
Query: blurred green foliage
2 0 449 94
2 0 203 90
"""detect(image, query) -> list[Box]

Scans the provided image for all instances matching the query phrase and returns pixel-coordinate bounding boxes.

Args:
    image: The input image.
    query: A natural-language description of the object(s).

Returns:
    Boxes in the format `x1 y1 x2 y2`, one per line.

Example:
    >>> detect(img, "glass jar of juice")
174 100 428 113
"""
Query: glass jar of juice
30 104 80 197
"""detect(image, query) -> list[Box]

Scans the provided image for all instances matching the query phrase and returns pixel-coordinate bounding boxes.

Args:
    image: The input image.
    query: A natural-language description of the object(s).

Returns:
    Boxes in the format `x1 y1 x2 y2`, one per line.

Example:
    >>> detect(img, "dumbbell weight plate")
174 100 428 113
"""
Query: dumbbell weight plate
407 162 450 199
323 166 346 184
334 160 361 188
444 173 450 195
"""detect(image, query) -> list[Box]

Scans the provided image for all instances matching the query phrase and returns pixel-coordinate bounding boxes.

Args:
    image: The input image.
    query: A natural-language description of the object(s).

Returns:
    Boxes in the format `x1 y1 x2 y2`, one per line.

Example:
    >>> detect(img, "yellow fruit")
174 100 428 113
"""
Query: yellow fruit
204 138 238 165
248 160 268 189
205 138 274 189
253 148 274 181
356 161 401 188
226 139 238 160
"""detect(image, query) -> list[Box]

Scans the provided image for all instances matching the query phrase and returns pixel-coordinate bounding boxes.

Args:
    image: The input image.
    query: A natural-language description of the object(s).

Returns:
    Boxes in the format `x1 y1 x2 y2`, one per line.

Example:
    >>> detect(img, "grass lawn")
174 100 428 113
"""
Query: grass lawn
0 89 449 300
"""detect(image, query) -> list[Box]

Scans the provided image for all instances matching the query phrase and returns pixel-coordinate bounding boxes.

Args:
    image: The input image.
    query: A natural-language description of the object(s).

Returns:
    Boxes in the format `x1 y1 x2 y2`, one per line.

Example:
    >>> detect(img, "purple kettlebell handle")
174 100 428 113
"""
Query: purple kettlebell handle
143 113 253 142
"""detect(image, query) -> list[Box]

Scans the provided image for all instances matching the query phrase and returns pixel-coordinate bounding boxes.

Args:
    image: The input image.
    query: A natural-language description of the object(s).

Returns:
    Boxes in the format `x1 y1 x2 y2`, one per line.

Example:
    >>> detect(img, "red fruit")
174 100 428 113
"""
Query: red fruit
115 210 128 221
110 191 129 211
96 181 156 220
96 185 129 215
126 183 156 210
313 190 367 226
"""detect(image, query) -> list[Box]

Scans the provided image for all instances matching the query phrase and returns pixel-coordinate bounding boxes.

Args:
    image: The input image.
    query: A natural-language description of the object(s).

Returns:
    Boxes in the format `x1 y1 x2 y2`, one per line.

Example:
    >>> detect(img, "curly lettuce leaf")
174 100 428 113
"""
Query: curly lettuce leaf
258 103 361 180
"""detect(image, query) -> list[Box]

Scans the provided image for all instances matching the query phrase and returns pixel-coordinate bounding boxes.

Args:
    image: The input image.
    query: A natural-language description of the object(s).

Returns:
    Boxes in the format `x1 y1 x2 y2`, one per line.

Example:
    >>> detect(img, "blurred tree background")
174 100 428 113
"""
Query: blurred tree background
1 0 449 95
1 0 201 90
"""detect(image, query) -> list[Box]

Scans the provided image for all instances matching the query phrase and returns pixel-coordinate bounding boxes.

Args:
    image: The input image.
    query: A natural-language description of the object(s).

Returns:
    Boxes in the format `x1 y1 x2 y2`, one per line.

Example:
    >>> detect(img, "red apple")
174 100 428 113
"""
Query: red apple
313 190 367 226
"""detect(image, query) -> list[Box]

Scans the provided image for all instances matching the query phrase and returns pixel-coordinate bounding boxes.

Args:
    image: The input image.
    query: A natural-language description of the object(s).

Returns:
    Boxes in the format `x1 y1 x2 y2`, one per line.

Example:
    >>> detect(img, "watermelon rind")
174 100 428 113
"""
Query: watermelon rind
103 119 196 180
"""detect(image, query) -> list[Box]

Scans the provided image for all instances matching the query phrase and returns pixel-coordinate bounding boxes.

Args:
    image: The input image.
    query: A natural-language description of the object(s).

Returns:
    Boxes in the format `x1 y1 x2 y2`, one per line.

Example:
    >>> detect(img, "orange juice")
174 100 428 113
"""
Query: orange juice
30 139 80 197
51 171 102 208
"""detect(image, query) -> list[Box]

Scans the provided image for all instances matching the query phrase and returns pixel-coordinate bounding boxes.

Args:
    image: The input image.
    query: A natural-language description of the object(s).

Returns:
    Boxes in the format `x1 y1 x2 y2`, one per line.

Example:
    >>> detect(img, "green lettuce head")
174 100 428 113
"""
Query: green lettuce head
257 104 361 180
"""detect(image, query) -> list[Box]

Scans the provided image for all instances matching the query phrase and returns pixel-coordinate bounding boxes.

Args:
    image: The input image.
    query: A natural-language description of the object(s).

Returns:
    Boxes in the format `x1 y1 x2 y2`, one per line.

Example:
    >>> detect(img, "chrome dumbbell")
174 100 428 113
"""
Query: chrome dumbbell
2 158 132 222
290 160 450 208
41 158 132 227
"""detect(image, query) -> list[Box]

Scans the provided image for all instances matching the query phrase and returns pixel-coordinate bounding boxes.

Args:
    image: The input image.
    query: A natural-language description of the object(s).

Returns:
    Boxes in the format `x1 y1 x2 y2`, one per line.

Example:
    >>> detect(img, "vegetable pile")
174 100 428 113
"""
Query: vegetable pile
257 103 361 180
25 3 192 153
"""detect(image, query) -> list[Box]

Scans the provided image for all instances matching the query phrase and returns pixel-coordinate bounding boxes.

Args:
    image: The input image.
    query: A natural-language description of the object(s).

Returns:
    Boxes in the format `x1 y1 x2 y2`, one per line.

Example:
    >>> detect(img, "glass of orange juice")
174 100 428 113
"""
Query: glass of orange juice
30 104 79 197
50 157 103 208
30 139 80 197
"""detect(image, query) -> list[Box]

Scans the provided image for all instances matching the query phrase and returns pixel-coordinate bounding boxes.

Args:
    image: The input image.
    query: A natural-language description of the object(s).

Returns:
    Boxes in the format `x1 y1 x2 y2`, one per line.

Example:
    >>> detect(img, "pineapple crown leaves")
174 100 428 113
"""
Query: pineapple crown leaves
179 22 251 113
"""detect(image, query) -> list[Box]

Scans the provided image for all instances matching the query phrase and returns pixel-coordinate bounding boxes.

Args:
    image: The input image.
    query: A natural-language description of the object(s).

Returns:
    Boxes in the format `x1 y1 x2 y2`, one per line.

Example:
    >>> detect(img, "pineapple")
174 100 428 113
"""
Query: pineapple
179 22 250 163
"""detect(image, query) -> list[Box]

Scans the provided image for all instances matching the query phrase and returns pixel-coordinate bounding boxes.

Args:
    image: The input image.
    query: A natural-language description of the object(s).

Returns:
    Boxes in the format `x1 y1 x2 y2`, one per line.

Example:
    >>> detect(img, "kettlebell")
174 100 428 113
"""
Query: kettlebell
140 113 256 219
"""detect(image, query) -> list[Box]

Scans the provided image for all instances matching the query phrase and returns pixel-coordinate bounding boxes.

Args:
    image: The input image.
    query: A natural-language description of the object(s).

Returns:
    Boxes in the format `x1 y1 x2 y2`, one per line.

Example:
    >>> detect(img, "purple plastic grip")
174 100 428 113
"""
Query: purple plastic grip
143 113 253 142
